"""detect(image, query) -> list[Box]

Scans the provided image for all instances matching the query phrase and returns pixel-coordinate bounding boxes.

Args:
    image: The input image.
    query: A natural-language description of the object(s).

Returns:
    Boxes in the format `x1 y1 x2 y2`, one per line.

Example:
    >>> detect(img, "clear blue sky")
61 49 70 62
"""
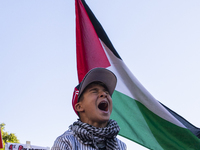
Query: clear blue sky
1 0 200 149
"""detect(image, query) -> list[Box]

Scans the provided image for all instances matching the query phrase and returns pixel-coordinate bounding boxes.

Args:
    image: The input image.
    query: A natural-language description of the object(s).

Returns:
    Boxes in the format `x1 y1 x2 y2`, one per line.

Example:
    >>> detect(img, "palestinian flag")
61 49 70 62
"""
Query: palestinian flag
75 0 200 149
0 128 3 149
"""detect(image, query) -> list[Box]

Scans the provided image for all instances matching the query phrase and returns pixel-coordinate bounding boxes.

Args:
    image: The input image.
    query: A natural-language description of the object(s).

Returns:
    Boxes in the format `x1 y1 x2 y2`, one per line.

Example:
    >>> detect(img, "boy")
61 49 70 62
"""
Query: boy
52 68 126 150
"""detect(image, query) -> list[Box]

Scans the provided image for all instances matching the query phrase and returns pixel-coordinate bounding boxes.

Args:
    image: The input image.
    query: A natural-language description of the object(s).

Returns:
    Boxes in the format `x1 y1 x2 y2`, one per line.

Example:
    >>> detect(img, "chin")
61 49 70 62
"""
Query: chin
99 117 110 123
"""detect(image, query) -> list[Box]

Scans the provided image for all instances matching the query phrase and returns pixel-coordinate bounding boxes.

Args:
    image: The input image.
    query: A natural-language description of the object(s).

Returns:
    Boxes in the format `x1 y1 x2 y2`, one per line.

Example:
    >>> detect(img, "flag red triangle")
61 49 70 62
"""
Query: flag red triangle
75 0 110 82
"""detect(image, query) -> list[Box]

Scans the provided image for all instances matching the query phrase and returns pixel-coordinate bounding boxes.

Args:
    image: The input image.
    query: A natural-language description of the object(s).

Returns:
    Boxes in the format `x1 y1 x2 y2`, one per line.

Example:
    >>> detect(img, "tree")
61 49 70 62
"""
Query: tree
0 123 20 150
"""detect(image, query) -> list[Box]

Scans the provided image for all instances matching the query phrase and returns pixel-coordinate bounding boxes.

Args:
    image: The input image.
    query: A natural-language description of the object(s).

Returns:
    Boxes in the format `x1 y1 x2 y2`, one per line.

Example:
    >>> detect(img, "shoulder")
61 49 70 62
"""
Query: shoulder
116 137 127 150
51 130 96 150
51 130 76 150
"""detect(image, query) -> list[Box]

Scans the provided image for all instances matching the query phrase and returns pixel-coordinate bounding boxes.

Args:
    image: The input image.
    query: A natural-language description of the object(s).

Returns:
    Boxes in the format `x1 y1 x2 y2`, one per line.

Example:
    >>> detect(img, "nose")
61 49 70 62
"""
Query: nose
100 91 107 98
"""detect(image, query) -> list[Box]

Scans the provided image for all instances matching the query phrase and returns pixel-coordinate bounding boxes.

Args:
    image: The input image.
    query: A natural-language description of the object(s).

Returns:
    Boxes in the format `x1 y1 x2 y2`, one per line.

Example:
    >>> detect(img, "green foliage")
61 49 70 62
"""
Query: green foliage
0 123 20 150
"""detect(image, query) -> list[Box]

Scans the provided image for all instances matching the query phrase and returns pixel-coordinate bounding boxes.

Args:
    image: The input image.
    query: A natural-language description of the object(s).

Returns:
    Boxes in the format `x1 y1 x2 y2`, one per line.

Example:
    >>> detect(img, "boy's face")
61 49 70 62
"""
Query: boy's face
77 82 113 127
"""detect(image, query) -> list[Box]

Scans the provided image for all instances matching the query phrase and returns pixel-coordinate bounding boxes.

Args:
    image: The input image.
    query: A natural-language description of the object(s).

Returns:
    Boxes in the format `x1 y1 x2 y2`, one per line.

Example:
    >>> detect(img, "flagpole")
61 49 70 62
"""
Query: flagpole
26 141 31 150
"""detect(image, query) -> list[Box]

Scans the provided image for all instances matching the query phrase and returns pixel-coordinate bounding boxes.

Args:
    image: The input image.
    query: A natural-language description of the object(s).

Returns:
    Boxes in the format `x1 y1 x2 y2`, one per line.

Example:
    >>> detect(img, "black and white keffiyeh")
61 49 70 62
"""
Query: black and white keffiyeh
70 119 120 150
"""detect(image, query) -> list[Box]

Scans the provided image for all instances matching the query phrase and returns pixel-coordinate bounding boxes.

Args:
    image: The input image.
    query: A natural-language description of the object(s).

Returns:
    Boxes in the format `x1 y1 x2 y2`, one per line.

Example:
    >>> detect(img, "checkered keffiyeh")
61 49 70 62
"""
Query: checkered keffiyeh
70 119 120 150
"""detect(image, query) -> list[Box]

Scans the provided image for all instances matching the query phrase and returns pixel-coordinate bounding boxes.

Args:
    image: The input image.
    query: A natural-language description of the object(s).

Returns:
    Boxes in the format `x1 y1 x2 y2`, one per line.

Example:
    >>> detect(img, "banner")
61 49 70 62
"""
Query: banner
5 143 49 150
0 128 3 149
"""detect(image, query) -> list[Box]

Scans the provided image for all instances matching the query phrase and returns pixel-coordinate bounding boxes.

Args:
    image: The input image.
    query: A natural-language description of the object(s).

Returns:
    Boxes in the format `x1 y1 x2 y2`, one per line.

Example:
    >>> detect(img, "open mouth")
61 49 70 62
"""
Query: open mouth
98 101 108 111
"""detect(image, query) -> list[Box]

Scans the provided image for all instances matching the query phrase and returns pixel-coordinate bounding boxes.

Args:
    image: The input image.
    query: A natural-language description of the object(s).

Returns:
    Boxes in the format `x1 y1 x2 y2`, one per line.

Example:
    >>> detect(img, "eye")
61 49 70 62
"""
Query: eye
104 91 109 94
90 88 98 93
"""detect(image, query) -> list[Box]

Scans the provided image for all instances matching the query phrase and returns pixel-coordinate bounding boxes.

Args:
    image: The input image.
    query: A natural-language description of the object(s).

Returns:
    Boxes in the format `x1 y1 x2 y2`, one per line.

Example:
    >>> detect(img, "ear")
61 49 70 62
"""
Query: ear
75 102 84 113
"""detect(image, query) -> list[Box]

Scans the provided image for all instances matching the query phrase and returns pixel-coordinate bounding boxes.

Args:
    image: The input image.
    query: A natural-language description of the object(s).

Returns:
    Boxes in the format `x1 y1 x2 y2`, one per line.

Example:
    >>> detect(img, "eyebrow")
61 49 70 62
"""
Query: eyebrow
88 87 108 93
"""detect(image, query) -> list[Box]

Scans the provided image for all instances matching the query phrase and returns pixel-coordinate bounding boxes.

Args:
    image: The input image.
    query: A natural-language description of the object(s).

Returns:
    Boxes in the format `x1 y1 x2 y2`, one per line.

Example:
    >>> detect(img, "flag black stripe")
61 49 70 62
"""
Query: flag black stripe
160 102 200 139
81 0 122 60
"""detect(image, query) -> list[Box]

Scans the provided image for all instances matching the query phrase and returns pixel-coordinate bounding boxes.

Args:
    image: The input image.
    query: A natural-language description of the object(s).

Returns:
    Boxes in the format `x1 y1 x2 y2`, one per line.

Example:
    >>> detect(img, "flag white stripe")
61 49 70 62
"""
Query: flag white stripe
100 40 186 128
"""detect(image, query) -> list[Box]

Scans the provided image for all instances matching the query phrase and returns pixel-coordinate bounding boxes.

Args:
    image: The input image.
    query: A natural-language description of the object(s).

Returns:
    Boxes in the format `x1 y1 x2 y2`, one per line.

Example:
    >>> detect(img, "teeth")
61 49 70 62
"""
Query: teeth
98 101 108 111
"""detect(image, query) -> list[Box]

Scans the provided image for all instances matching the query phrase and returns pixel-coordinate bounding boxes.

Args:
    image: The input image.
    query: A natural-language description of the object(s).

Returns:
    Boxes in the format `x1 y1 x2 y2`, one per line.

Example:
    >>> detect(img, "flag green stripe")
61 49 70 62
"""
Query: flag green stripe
111 90 200 150
137 98 200 150
111 90 163 150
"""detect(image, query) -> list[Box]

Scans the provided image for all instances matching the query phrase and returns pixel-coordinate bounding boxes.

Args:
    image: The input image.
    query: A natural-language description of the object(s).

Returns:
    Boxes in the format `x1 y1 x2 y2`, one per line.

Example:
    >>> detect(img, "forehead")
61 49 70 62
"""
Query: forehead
85 82 108 91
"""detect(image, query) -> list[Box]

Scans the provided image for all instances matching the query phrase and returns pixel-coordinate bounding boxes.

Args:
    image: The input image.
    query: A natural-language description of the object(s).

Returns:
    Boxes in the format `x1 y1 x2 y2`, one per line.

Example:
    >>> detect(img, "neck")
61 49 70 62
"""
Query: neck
80 118 108 128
